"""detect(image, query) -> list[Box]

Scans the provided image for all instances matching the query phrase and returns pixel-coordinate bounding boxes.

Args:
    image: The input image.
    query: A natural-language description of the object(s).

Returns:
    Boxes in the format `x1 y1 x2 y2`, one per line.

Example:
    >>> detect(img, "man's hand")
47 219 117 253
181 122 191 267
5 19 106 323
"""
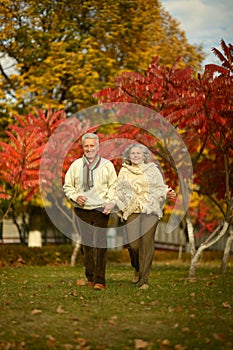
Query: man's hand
103 202 115 215
76 196 87 206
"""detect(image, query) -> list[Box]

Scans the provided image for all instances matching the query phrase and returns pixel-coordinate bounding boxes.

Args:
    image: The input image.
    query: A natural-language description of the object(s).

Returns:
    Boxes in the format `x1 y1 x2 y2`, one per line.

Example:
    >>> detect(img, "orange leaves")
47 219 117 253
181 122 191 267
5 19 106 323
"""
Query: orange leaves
0 108 69 205
134 338 151 349
31 308 42 315
95 45 233 233
56 305 67 314
222 301 231 309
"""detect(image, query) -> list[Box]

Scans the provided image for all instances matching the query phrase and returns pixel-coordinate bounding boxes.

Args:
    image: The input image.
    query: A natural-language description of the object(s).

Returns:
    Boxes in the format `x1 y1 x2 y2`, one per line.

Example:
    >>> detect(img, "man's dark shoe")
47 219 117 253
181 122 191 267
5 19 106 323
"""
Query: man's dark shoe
94 283 105 290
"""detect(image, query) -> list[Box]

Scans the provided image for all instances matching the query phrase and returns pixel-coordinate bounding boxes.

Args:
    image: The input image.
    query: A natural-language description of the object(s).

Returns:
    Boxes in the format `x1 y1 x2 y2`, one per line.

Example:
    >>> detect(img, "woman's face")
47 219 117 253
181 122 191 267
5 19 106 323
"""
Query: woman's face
129 147 144 165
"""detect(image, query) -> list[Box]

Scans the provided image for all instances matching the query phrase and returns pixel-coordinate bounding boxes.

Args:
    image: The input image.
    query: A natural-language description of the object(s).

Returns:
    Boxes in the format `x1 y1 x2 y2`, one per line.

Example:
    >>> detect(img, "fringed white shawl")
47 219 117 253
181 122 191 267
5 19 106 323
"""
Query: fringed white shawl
116 163 168 220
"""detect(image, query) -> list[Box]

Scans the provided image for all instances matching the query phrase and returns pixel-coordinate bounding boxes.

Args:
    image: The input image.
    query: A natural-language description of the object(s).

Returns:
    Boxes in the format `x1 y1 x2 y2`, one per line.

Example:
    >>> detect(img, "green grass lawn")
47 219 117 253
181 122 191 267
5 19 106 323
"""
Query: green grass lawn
0 260 232 350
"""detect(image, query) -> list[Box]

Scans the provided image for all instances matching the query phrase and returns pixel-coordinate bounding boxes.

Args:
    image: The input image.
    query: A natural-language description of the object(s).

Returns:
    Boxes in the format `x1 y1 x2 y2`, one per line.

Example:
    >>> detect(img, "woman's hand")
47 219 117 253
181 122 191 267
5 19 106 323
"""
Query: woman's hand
167 187 176 200
103 202 115 215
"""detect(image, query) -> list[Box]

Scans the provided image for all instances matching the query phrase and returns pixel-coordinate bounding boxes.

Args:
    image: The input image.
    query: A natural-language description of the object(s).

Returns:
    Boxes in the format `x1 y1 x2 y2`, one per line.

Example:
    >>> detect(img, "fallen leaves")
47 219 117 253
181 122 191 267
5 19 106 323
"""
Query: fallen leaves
63 344 74 350
56 305 67 314
174 345 186 350
0 341 26 350
108 315 118 325
31 304 69 316
31 308 42 315
46 335 56 349
181 327 190 333
76 338 90 349
205 281 214 286
188 278 197 283
134 338 151 349
222 301 231 309
161 339 170 346
213 333 226 341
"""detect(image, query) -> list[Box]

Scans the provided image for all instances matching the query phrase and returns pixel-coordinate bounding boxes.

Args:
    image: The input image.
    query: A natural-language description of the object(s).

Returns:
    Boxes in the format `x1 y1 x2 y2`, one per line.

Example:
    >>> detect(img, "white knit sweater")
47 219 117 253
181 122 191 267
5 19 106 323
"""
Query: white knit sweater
63 158 117 209
116 163 168 220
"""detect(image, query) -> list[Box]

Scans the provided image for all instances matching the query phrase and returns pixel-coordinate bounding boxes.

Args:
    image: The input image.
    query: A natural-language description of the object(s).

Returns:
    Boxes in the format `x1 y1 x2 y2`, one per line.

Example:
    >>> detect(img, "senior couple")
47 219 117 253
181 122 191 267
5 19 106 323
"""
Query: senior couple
63 133 176 291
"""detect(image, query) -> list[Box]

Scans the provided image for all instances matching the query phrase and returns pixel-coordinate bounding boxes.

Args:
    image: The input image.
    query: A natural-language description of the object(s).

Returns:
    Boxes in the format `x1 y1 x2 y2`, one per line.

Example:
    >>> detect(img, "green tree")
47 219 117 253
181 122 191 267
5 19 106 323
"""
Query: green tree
0 0 204 117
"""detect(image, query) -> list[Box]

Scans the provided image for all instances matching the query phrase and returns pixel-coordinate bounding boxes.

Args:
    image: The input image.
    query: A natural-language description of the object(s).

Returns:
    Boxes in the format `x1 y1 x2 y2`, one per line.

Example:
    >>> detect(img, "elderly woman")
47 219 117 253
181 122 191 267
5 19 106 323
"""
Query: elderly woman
117 144 175 290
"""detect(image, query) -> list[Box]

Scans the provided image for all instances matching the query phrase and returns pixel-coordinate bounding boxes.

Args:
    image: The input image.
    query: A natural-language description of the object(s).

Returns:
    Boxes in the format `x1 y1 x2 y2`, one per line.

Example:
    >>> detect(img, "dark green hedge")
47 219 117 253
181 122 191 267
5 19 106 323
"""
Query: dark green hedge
0 244 226 267
0 244 131 266
0 244 77 266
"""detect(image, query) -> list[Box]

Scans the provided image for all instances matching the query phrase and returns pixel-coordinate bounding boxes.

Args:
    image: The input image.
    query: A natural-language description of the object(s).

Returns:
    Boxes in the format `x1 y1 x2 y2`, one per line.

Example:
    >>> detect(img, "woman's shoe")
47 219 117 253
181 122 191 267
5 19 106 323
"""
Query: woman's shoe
139 283 149 290
132 271 139 283
77 279 93 287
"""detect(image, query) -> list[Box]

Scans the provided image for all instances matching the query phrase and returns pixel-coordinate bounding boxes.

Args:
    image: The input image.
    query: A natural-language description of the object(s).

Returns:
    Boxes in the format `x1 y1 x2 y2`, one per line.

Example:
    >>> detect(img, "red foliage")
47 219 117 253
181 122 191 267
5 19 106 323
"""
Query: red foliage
190 200 220 237
93 40 233 224
0 108 68 202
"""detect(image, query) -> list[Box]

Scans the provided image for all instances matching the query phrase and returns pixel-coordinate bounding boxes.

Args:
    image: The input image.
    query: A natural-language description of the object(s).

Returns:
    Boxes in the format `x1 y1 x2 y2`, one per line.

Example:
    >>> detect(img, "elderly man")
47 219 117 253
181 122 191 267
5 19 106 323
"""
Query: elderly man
63 133 117 290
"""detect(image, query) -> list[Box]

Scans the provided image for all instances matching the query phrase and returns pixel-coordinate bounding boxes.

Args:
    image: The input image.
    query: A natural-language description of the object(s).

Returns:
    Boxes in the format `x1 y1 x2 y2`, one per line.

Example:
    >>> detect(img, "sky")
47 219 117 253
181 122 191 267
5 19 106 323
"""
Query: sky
161 0 233 67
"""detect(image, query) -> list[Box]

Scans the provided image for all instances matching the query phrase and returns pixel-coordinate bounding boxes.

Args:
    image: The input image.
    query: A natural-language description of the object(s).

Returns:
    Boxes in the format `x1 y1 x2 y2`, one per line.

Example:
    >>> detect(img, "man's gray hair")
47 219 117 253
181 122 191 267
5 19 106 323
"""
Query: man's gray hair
122 143 151 164
82 133 99 145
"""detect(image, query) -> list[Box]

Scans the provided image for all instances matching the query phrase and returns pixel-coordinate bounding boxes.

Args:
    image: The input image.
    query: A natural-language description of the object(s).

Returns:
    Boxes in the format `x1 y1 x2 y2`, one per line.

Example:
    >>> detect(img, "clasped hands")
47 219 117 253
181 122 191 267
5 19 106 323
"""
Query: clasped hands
76 196 114 215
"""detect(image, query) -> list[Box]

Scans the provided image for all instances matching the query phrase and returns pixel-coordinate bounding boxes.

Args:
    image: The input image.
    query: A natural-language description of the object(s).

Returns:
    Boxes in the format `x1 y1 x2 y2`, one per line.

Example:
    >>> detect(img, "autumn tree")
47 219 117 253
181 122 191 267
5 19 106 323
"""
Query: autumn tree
0 108 85 243
0 114 46 243
0 0 204 118
93 40 233 276
192 40 233 274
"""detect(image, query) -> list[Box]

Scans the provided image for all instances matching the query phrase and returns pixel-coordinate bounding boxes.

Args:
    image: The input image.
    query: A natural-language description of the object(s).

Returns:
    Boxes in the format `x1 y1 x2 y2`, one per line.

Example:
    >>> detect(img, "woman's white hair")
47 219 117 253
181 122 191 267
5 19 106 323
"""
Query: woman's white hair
122 143 151 164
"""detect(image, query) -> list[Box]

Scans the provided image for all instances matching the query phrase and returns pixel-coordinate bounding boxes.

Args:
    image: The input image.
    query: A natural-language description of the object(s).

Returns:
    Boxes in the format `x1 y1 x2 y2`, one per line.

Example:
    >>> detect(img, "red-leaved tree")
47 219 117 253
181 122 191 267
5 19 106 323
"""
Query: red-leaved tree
93 39 233 276
0 108 85 243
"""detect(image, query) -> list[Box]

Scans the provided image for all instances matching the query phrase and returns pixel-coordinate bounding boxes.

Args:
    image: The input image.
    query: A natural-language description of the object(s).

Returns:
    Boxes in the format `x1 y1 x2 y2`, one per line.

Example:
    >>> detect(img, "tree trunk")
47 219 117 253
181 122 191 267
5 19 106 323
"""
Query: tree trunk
12 213 23 243
186 212 196 259
53 197 81 265
221 225 233 274
189 221 229 278
178 226 187 260
70 241 81 267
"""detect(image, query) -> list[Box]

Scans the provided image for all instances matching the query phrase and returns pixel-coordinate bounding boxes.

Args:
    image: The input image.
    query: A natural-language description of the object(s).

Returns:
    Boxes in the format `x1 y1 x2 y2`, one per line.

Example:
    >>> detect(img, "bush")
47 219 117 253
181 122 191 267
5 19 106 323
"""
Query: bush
0 244 76 266
0 244 227 267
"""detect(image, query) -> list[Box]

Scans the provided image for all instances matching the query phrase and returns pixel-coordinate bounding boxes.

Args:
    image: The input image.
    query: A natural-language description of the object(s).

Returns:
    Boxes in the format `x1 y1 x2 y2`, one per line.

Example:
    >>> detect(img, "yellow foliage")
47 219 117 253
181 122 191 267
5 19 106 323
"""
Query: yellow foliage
0 0 204 115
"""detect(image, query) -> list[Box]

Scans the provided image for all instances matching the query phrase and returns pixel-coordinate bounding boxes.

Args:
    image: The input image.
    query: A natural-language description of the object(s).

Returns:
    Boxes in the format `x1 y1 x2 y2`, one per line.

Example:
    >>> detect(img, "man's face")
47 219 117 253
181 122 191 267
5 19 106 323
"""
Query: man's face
82 138 99 161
